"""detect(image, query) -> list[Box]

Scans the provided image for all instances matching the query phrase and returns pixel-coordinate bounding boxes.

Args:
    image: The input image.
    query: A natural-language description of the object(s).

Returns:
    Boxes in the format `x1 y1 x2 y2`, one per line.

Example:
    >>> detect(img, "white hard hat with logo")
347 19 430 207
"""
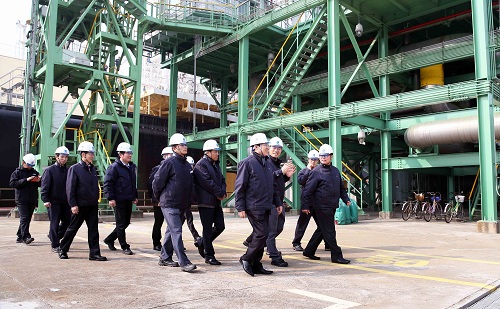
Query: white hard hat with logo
77 141 95 153
169 133 187 146
55 146 70 156
203 139 220 151
117 142 133 153
186 156 195 165
161 146 173 156
268 137 283 148
23 153 36 167
308 150 319 159
249 133 268 146
318 144 333 156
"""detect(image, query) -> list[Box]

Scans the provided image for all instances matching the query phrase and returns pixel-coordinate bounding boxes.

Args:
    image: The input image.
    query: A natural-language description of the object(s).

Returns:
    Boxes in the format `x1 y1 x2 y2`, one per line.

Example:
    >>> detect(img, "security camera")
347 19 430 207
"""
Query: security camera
355 23 363 37
357 129 366 145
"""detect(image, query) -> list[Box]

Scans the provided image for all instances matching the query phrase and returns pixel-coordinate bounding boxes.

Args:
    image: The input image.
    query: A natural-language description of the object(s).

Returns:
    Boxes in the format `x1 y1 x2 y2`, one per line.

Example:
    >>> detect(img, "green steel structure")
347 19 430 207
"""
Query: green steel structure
24 0 499 232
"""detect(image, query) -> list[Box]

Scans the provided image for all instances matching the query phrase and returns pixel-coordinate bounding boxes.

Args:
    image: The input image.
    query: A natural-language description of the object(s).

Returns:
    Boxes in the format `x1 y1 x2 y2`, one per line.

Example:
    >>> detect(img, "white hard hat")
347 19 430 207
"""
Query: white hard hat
268 137 283 148
169 133 187 146
55 146 70 156
203 139 220 151
186 156 195 165
161 146 173 156
117 142 133 153
77 141 95 153
318 144 333 156
249 133 268 146
23 153 36 167
308 150 319 159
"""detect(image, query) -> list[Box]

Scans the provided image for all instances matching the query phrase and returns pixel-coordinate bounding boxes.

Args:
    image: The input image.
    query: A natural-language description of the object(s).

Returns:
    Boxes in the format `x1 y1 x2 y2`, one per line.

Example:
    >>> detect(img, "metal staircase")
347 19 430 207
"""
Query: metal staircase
253 6 328 121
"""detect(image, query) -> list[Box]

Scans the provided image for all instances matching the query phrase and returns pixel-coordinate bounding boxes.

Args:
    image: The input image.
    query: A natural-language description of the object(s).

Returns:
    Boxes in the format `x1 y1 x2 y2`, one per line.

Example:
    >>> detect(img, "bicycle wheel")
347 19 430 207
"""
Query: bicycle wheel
434 203 443 220
423 203 432 222
456 203 464 221
402 202 411 221
415 202 423 219
444 203 452 223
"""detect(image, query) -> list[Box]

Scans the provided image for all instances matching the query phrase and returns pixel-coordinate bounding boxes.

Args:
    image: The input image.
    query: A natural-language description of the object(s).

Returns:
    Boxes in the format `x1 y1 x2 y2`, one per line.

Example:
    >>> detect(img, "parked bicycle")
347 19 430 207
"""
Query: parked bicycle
444 194 465 223
423 192 443 222
402 192 427 221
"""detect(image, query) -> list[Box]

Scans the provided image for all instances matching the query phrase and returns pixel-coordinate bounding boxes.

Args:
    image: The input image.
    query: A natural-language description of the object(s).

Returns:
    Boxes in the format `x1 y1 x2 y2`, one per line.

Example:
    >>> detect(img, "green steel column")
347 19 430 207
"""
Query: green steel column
238 36 250 160
36 1 60 215
369 155 376 208
472 0 498 230
327 0 342 169
291 95 301 210
168 47 178 138
447 176 454 202
379 25 393 217
220 78 228 177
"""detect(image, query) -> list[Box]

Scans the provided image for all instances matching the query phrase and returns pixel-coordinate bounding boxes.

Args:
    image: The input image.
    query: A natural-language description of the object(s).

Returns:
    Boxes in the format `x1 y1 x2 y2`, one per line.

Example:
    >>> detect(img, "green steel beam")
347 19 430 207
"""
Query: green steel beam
388 152 500 169
140 16 233 36
187 80 496 142
237 36 249 160
168 47 178 138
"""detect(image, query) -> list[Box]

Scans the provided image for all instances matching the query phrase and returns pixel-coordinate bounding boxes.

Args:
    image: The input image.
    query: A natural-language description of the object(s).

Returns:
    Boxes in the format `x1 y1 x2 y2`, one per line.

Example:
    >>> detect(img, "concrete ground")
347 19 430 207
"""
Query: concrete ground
0 211 499 309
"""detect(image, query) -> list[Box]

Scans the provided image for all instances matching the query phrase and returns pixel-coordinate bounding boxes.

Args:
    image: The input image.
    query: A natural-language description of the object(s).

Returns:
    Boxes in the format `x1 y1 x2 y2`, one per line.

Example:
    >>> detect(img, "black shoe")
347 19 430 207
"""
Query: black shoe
239 258 254 276
194 236 202 247
123 248 133 255
89 255 107 261
24 237 34 245
153 245 162 251
181 263 197 272
104 240 116 251
197 238 205 259
253 264 273 275
205 257 221 265
242 240 249 247
293 244 304 251
332 257 350 264
51 247 60 253
303 252 321 260
271 258 288 267
58 251 68 259
16 237 22 243
158 258 179 267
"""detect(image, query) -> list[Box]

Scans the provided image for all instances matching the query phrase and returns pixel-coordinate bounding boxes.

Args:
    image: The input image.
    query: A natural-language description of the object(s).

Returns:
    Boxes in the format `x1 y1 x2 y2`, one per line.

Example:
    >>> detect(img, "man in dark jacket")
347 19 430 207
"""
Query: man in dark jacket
41 146 71 252
301 144 351 264
153 133 196 272
58 141 106 261
10 153 40 244
103 142 138 255
292 149 319 251
235 133 282 276
149 146 173 251
193 139 226 265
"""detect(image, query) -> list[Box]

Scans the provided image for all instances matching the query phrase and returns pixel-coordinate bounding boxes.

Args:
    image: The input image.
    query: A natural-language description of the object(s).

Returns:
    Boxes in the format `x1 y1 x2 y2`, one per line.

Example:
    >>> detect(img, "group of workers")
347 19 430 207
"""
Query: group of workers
9 131 351 275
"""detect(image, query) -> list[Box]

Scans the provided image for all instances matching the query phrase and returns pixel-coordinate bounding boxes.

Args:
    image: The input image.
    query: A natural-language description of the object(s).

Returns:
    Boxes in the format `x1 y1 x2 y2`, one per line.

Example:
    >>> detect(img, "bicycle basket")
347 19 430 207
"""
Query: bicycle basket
414 193 425 202
455 195 465 203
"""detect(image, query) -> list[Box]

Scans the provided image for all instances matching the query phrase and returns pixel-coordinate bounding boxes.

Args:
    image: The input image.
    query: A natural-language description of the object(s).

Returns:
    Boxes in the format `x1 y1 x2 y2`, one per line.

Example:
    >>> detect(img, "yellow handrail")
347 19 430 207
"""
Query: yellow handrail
468 168 480 200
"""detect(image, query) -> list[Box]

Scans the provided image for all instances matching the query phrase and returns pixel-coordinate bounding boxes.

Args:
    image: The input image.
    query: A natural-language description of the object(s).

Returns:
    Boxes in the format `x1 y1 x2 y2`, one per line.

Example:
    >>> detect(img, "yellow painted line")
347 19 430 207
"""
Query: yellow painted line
342 245 500 265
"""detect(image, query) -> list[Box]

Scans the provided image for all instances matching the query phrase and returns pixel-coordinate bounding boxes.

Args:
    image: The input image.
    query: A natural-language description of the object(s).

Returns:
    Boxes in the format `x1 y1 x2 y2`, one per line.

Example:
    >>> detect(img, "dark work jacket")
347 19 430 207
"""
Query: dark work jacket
148 163 161 204
9 167 41 203
153 154 193 209
66 161 99 207
40 163 68 204
193 155 226 208
235 151 281 213
104 159 138 202
269 156 290 205
301 163 349 211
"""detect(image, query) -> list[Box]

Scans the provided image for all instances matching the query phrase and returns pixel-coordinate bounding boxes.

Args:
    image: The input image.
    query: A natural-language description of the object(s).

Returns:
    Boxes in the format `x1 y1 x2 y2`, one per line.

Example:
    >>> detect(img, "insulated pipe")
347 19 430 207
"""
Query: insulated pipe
404 114 500 149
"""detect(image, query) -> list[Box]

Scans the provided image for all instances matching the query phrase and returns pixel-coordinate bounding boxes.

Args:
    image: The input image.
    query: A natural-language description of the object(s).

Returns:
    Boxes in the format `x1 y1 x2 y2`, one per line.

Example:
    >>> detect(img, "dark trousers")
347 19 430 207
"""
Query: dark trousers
292 211 312 246
160 208 191 267
198 206 225 258
241 210 270 265
16 202 36 240
304 207 343 261
105 201 132 250
47 203 71 248
181 208 200 240
152 205 164 246
60 206 101 256
266 206 285 260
